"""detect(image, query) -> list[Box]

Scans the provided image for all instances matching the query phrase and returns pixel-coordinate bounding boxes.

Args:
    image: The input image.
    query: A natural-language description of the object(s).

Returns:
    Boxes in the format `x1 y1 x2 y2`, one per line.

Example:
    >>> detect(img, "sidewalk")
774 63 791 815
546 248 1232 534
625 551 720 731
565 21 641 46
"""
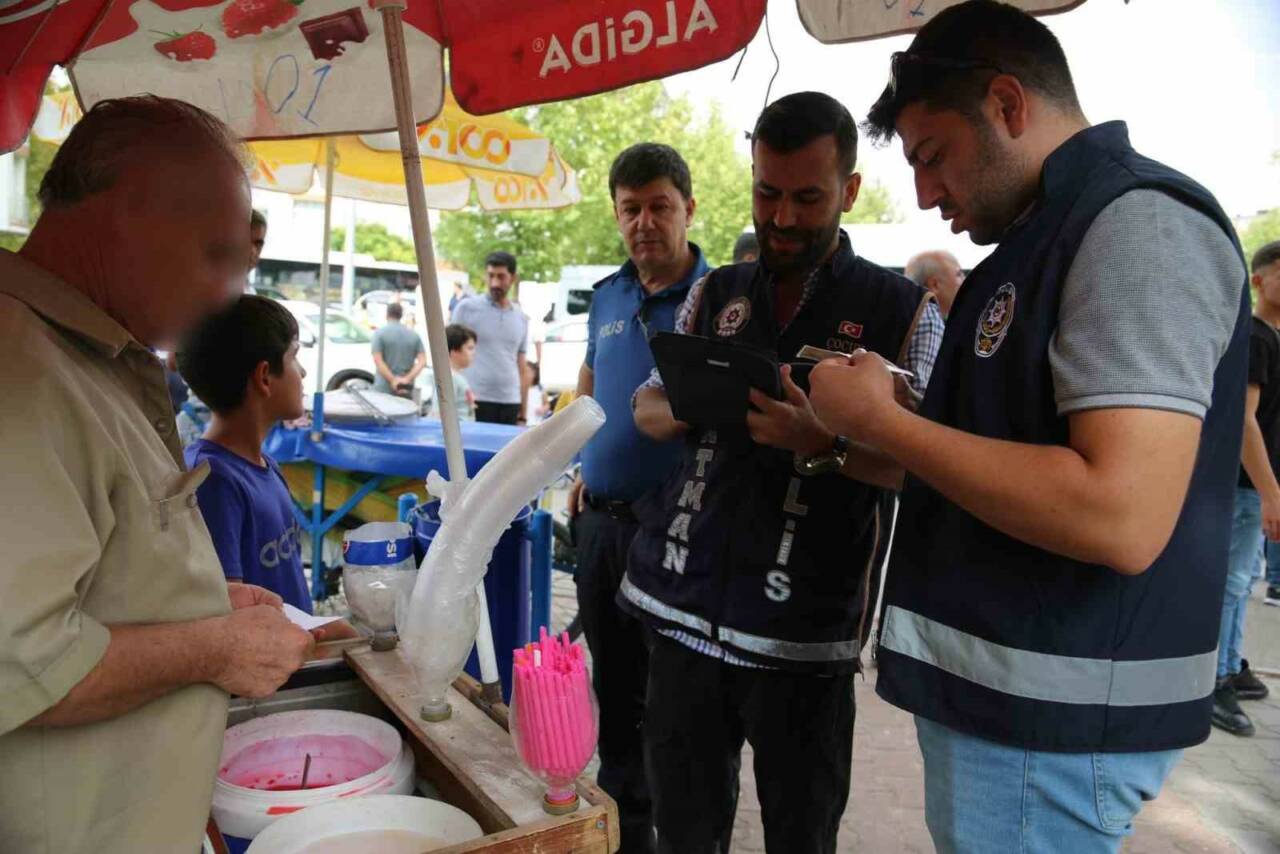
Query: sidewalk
555 577 1280 852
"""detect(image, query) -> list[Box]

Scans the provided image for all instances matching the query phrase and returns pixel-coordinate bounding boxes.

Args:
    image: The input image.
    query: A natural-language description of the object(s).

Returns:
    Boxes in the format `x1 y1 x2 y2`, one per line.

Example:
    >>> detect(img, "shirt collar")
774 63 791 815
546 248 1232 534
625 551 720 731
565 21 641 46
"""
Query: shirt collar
1039 121 1131 205
758 229 857 288
0 250 134 357
617 242 708 300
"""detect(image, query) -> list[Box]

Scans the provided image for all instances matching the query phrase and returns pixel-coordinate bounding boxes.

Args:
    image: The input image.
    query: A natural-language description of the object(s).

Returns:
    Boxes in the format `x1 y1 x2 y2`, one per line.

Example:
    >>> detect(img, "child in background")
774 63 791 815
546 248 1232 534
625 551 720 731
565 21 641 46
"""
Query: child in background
524 360 549 425
444 323 478 421
178 295 356 639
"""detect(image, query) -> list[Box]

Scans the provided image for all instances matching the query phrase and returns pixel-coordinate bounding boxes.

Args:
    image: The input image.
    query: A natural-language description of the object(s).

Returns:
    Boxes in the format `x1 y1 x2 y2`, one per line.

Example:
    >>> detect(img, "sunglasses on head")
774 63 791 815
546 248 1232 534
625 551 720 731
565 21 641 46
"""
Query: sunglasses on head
887 51 1008 97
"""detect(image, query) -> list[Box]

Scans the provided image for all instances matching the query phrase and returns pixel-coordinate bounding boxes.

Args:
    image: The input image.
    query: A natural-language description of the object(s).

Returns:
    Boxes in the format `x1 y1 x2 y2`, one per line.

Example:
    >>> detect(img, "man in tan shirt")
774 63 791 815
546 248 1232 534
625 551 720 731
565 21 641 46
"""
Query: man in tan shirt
0 96 314 853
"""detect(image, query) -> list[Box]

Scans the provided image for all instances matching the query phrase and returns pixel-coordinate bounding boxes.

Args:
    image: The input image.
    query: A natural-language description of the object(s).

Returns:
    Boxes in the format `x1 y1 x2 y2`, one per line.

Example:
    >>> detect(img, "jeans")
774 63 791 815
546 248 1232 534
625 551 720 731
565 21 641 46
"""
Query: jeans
644 633 855 854
1266 539 1280 587
1220 487 1263 678
574 505 653 853
915 717 1182 854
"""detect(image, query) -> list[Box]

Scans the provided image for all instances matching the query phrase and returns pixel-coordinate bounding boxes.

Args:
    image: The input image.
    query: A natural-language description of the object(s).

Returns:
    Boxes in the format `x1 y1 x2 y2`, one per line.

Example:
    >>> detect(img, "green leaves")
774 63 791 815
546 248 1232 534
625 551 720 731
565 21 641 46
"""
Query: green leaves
435 82 752 285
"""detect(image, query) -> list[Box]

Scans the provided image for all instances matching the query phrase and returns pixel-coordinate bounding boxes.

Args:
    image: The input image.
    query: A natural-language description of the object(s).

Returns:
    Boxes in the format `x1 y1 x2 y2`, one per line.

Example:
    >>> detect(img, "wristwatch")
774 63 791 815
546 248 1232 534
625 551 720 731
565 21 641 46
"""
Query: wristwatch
794 435 850 476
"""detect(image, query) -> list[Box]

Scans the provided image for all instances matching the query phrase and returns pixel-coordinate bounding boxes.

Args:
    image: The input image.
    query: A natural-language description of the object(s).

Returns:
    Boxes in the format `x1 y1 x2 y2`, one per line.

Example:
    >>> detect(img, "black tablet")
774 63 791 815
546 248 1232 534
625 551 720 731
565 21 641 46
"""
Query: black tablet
649 332 782 428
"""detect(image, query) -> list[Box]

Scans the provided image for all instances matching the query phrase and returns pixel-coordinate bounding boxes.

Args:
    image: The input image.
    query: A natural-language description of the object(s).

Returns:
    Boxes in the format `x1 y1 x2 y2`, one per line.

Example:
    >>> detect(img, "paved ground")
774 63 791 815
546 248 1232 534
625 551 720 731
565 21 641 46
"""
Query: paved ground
552 574 1280 852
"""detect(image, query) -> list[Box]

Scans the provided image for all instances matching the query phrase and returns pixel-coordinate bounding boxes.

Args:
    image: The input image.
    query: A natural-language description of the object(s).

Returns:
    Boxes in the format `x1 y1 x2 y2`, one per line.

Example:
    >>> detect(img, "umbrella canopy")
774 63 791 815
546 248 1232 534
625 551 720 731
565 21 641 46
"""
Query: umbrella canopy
2 0 1103 153
31 89 580 211
796 0 1089 43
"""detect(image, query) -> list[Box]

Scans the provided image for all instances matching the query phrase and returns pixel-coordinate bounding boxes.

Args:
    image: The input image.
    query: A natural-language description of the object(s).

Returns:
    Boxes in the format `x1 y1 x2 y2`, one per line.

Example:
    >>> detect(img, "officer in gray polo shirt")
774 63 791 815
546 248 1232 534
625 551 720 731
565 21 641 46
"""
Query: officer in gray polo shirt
451 251 530 425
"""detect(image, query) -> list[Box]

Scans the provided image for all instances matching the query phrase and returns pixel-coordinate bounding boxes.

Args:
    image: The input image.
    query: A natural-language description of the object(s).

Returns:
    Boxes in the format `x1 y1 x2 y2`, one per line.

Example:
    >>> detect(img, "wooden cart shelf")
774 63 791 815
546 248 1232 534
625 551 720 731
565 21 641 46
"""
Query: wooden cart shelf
343 644 620 854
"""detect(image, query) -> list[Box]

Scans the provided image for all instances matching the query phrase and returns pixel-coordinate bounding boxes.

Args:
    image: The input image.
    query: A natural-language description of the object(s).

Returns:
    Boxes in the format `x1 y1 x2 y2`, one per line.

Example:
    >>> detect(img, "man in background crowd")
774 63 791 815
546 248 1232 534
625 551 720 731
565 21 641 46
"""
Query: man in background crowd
732 231 759 264
452 251 531 424
1213 239 1280 738
904 249 965 318
371 301 426 398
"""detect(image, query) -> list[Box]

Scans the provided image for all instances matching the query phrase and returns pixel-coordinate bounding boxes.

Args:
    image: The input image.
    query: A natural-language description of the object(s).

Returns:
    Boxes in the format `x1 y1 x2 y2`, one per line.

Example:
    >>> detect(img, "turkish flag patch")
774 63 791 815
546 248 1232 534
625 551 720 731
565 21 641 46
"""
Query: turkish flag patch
838 321 863 338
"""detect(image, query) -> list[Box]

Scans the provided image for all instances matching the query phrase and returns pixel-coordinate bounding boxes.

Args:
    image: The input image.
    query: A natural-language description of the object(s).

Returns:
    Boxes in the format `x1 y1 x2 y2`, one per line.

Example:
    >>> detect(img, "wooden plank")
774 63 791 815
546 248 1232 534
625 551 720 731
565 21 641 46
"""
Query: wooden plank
432 806 613 854
346 646 551 829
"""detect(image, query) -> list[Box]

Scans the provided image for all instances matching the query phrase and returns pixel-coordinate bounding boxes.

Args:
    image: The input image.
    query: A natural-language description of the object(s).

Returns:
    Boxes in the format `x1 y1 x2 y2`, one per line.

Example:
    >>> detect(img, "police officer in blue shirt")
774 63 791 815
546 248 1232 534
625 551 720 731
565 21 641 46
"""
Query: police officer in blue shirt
811 3 1250 852
567 142 709 854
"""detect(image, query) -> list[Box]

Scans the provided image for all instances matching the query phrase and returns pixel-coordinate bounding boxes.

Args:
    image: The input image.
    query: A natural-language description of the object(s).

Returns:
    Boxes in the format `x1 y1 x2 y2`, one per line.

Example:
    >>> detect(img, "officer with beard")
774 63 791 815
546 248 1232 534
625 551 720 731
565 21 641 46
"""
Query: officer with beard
621 92 944 854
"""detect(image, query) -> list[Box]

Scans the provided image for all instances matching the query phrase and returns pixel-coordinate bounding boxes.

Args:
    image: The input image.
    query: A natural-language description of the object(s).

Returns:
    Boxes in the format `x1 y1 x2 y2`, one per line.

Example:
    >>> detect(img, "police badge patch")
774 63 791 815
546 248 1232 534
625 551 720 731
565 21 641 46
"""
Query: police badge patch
975 283 1016 358
714 297 751 337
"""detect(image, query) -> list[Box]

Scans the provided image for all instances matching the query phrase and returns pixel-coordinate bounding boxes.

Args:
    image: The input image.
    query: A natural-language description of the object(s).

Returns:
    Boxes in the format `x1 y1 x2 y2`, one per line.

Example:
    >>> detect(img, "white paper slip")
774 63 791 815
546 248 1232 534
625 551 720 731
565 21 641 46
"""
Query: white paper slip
283 602 343 631
795 345 915 378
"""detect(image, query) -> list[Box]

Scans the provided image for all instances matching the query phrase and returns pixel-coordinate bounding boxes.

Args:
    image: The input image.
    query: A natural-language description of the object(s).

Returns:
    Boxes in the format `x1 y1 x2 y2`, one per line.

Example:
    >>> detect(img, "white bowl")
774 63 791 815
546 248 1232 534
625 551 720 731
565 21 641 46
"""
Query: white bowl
246 794 483 853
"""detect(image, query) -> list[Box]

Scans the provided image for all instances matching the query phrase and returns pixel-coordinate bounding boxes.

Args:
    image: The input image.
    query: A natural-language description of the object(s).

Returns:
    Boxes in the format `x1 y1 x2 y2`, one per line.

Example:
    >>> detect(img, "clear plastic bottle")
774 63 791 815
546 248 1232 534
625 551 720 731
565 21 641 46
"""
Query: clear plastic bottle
509 629 599 814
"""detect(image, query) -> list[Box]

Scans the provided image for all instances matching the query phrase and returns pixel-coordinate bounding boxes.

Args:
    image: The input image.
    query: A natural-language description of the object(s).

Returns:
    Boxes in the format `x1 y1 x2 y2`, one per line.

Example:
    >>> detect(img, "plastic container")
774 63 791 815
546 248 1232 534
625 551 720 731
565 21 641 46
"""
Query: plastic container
510 628 599 815
410 501 533 700
245 794 483 853
213 711 415 853
343 522 417 650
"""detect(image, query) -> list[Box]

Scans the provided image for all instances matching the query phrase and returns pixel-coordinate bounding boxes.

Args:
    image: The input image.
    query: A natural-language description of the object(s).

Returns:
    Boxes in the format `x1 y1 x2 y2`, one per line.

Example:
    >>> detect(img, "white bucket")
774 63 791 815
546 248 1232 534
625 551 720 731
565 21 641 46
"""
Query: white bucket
246 794 483 853
213 710 415 842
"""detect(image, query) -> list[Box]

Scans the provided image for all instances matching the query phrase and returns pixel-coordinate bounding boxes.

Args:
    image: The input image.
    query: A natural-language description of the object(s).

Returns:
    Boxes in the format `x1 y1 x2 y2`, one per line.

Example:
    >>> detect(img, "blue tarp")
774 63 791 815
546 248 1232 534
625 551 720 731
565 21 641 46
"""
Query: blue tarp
264 417 524 479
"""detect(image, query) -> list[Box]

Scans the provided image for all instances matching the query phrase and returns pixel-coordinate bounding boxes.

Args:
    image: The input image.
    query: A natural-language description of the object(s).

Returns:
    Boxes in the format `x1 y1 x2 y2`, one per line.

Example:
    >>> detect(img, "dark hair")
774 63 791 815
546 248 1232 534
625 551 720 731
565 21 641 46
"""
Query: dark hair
251 209 267 230
485 251 517 275
732 232 759 264
753 92 858 176
1254 241 1280 274
608 143 693 201
447 323 477 352
40 95 245 209
865 0 1082 144
386 301 404 321
177 295 299 413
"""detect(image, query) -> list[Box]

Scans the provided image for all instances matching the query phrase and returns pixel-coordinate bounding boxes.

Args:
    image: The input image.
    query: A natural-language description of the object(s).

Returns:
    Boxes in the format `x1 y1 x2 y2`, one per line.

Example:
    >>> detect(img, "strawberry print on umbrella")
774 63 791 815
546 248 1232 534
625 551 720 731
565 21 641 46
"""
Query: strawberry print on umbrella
70 0 444 139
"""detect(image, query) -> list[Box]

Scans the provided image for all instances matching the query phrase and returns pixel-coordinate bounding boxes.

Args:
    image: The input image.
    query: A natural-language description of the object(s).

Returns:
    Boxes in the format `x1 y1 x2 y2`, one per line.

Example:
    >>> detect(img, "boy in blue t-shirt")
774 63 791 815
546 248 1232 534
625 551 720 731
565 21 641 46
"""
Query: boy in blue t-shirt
178 295 355 639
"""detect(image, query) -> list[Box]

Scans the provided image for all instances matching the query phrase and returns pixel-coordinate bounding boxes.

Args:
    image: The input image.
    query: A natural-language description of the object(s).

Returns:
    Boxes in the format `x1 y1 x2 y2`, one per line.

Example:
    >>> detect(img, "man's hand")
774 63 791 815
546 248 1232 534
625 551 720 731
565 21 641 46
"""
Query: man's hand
567 473 587 521
1263 492 1280 542
211 605 314 698
809 349 899 446
746 365 834 456
226 582 282 611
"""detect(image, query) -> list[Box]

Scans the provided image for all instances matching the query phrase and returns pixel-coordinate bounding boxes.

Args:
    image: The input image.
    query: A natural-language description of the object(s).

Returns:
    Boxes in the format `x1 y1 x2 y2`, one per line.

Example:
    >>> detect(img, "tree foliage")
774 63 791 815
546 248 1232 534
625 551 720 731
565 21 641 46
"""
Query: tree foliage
329 222 417 264
435 82 753 284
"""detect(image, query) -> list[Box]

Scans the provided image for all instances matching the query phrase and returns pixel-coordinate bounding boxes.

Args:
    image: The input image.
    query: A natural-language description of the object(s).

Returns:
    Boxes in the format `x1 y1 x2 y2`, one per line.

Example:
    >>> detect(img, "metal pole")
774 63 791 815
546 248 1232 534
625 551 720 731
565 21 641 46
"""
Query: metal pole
375 0 503 704
315 137 336 400
341 198 357 313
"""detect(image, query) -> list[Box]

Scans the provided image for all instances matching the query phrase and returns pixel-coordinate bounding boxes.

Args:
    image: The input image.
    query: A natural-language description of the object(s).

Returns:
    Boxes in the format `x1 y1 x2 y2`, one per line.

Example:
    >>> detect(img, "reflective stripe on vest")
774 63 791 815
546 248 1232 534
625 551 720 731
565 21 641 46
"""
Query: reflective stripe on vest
880 605 1218 707
620 575 859 663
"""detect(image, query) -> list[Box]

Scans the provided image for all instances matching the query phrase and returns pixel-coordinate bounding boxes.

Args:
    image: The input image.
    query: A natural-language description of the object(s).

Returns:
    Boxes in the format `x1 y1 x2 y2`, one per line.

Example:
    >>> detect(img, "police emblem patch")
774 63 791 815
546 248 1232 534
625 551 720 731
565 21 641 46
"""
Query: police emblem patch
975 283 1016 358
714 297 751 337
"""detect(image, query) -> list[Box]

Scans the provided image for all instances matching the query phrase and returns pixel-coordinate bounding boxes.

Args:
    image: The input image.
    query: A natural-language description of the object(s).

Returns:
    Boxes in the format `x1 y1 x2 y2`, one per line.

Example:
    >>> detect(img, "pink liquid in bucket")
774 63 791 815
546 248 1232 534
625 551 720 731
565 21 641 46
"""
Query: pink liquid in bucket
219 734 389 792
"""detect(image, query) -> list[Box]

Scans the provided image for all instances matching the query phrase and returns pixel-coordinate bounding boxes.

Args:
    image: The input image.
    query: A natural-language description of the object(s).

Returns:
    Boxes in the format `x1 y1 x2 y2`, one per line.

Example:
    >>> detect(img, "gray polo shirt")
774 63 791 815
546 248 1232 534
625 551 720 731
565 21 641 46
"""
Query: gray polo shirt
451 295 528 404
370 320 424 393
1049 188 1246 418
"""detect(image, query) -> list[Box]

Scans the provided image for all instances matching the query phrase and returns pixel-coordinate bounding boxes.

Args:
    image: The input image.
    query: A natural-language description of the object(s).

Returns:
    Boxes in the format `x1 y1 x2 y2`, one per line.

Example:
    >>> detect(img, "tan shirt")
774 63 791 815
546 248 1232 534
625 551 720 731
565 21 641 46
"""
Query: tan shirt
0 251 231 853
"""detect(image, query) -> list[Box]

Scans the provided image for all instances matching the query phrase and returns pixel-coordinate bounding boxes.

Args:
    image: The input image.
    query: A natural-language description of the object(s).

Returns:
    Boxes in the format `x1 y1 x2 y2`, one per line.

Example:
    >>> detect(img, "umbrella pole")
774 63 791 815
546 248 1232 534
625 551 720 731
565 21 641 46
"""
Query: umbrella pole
307 137 339 603
376 0 503 707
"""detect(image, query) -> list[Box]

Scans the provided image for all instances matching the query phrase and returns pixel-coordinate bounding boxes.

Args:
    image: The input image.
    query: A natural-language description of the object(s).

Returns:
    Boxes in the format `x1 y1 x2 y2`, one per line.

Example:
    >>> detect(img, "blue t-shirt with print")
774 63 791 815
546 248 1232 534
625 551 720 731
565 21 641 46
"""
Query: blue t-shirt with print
185 439 311 613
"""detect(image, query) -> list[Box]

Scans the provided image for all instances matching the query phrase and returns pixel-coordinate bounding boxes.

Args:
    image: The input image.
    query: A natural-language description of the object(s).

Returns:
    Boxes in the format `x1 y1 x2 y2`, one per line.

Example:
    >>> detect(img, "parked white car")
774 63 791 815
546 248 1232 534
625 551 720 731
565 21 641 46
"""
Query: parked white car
280 300 381 393
540 317 590 394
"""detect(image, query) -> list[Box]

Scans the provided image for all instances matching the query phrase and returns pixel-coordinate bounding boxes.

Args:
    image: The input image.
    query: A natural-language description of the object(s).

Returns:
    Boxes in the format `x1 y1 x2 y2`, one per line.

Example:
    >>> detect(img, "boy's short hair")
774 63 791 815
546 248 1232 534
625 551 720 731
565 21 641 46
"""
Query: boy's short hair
178 295 299 413
1253 241 1280 274
447 323 477 352
386 301 404 321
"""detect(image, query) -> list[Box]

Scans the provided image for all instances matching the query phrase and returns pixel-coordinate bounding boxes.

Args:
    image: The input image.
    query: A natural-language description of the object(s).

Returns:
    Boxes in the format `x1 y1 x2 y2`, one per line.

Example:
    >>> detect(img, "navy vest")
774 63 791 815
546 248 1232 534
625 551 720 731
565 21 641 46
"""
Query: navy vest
621 233 929 673
876 122 1250 752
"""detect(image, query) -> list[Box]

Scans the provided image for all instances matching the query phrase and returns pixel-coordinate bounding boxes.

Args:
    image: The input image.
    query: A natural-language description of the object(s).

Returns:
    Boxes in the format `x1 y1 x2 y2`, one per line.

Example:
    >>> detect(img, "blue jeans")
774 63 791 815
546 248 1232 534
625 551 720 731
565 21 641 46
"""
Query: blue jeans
1220 487 1264 678
1266 538 1280 587
915 717 1182 853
